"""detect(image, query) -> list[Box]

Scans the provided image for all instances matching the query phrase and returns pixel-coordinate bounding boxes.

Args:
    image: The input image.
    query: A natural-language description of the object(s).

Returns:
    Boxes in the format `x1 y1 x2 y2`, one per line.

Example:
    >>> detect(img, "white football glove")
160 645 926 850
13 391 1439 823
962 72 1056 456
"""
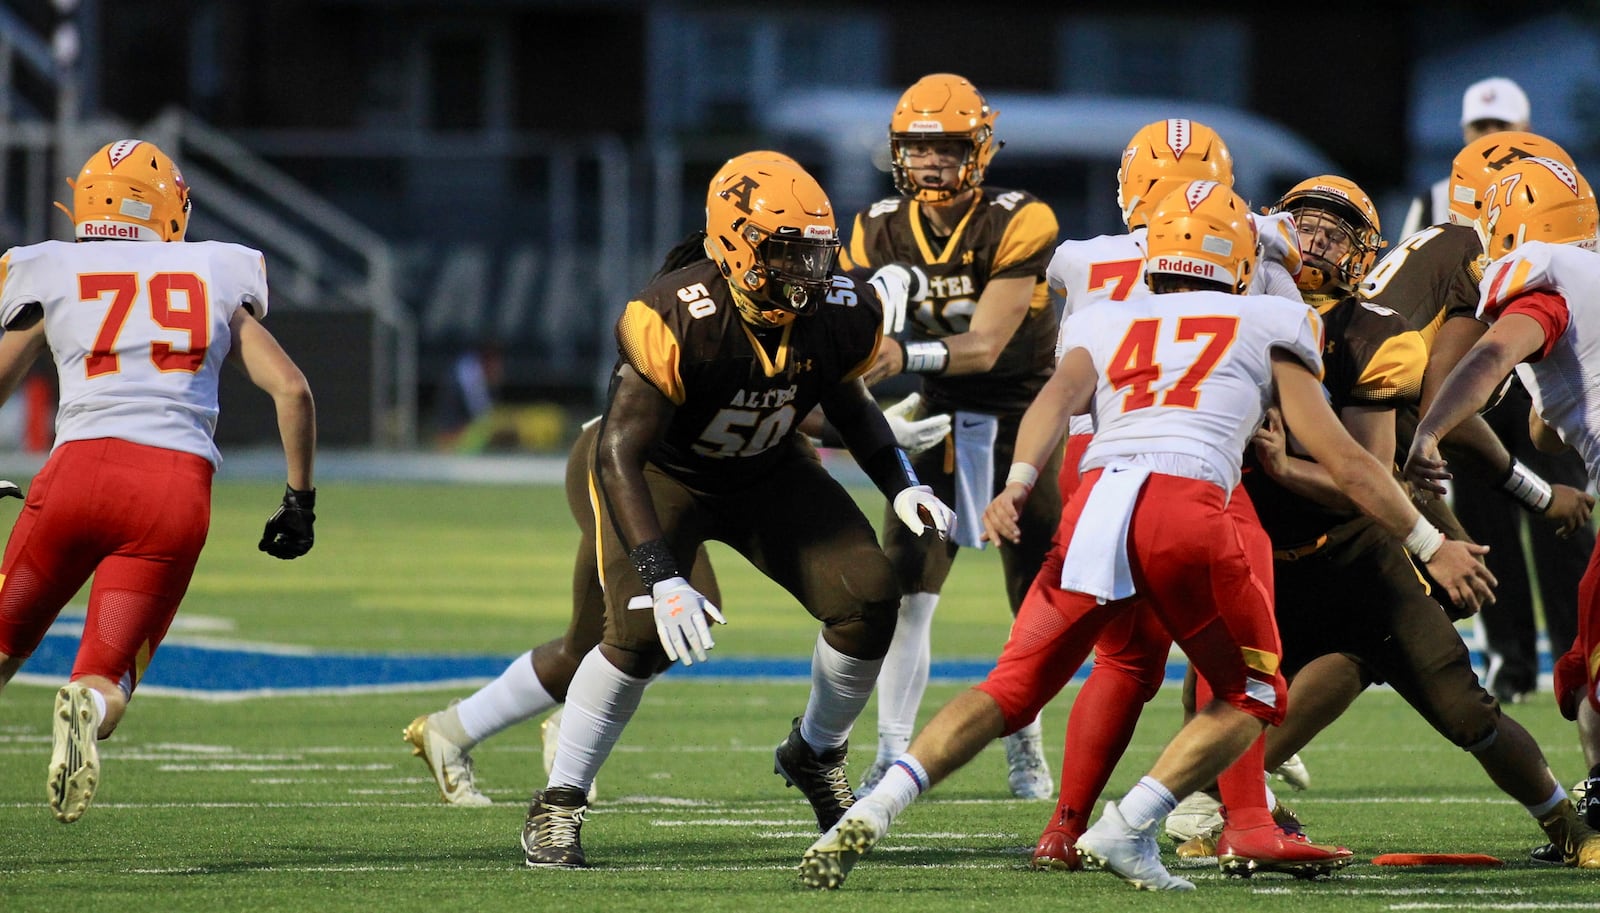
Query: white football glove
0 480 19 500
636 576 725 665
893 484 955 539
1252 210 1303 275
882 393 951 455
868 263 930 335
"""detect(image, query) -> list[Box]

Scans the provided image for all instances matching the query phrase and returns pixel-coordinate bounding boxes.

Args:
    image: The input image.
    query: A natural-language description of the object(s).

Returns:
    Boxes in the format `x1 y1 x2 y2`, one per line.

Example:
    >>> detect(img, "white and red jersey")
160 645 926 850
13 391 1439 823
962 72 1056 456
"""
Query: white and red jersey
1047 226 1305 436
1477 240 1600 480
1061 289 1323 492
1047 230 1149 436
0 239 268 468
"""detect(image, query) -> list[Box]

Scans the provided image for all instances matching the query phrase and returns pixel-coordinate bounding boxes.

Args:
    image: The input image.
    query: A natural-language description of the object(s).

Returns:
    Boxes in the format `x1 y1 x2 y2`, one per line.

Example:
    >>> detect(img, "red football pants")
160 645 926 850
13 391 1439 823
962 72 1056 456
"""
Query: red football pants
0 438 212 694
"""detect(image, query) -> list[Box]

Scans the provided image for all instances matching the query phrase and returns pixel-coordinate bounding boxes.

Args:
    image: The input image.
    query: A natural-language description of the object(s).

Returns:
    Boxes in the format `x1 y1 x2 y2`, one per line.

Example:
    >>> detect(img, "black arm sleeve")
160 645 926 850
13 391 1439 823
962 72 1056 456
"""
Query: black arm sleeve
820 377 917 498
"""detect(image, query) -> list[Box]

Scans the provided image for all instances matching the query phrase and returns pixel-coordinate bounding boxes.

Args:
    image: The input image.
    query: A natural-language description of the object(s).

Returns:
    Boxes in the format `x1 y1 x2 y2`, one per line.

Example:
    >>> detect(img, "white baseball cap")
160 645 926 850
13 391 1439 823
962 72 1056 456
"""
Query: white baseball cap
1461 77 1530 127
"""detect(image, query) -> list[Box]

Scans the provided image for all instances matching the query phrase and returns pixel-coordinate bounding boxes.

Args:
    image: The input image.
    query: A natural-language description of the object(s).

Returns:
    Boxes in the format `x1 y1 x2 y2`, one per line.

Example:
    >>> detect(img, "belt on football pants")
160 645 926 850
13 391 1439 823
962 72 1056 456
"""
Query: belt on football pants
1272 534 1329 562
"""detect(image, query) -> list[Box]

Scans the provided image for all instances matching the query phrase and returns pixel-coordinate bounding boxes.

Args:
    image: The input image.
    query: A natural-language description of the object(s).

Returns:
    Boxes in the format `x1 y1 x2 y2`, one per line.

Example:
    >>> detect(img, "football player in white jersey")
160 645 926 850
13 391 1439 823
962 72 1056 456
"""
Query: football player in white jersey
0 140 316 824
1409 155 1600 861
801 181 1494 891
1032 118 1326 874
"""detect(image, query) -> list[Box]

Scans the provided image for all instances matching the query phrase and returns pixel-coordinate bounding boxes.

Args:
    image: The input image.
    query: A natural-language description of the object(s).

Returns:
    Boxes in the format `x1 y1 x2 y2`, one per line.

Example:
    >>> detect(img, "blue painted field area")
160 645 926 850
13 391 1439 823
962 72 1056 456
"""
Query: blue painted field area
20 630 1201 695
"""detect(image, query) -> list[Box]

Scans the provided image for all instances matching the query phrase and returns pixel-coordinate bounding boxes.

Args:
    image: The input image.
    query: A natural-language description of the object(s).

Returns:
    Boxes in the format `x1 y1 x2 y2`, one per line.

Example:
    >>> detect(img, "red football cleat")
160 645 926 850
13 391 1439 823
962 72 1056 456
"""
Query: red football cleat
1031 826 1084 871
1216 822 1353 879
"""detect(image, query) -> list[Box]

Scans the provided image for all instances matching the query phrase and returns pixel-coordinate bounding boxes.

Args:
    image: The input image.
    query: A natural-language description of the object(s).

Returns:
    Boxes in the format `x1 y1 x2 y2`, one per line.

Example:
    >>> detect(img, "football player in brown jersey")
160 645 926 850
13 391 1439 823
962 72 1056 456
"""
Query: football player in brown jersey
842 73 1062 799
1244 175 1600 867
401 177 952 811
517 154 954 869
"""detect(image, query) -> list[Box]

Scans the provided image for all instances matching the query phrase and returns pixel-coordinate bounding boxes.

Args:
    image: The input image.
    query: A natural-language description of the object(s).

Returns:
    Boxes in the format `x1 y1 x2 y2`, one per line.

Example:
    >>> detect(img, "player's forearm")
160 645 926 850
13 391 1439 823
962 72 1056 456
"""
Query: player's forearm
1416 342 1522 449
274 387 316 491
1258 455 1357 513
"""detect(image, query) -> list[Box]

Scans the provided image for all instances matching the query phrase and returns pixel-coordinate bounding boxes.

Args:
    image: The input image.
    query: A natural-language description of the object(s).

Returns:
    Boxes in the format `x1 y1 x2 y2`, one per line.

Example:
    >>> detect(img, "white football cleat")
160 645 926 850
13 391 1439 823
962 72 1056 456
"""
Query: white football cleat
403 711 491 806
1002 729 1053 800
1272 752 1311 791
1076 801 1195 891
48 683 102 824
799 799 892 889
1165 790 1223 843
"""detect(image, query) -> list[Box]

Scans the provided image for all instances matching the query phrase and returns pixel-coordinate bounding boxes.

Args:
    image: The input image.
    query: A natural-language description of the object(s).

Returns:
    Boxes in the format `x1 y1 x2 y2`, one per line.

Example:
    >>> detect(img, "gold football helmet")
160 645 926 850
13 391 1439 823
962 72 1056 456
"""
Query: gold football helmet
1478 156 1598 258
1447 131 1574 227
889 73 999 202
1118 119 1234 230
1271 175 1383 294
704 156 839 327
58 139 190 241
1144 180 1258 294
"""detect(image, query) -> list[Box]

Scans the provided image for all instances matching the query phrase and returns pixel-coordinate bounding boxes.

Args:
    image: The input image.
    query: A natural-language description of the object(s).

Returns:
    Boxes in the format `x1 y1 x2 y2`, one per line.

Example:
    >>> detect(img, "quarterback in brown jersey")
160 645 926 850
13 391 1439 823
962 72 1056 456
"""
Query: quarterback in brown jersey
1244 175 1600 865
841 73 1061 798
519 154 954 869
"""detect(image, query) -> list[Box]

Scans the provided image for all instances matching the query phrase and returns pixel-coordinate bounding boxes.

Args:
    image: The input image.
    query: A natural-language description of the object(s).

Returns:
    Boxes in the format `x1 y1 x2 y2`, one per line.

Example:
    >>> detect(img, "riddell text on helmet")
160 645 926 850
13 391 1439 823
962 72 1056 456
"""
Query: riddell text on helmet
1150 256 1215 278
81 221 143 239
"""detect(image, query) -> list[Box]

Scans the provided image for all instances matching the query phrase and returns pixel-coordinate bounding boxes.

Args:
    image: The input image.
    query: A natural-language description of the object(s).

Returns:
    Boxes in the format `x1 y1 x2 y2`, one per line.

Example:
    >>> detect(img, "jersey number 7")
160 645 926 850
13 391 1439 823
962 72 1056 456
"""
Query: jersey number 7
82 271 209 378
1107 315 1239 412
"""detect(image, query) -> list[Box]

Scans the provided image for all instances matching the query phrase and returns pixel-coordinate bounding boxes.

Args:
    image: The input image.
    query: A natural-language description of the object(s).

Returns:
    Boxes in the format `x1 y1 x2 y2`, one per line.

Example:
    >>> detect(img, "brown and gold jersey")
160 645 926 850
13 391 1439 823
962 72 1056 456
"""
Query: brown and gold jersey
1359 223 1485 348
613 258 882 487
841 186 1057 414
1244 294 1427 547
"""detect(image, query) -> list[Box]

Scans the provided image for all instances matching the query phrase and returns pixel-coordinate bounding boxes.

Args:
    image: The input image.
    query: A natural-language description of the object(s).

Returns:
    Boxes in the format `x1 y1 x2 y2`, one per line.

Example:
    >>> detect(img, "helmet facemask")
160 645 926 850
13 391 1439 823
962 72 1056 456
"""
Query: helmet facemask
1272 178 1383 296
730 225 839 327
890 132 992 202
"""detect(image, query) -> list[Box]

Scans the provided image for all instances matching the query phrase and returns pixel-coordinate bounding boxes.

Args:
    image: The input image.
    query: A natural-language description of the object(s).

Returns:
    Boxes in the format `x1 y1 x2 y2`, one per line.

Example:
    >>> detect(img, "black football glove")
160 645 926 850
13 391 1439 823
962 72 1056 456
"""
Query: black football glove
0 479 20 500
260 485 315 559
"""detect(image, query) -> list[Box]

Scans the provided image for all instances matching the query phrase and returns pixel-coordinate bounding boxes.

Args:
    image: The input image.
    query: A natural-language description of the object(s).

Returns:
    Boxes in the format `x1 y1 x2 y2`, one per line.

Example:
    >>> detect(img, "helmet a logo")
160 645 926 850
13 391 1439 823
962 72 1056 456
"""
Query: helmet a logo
720 175 761 215
106 139 143 169
1165 119 1192 160
1184 180 1219 210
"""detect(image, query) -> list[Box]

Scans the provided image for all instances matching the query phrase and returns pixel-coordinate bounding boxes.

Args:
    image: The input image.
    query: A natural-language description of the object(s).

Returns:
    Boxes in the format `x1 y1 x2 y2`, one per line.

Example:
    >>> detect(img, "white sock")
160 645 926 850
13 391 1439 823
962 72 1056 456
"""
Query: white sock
1528 783 1567 818
86 687 107 724
875 593 937 761
455 651 556 745
867 754 930 821
1264 783 1278 811
801 633 882 752
1119 776 1178 831
547 648 651 792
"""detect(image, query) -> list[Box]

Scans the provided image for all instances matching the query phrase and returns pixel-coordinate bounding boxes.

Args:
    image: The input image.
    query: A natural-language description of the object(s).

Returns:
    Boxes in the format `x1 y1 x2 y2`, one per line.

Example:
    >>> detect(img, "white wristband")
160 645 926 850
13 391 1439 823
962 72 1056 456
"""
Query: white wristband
1006 462 1039 492
902 340 950 375
1500 457 1555 513
1403 516 1446 564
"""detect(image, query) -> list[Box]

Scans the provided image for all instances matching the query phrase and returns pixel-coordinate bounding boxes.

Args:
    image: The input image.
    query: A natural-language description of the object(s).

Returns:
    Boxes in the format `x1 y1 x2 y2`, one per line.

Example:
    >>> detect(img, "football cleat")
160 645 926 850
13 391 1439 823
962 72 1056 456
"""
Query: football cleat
402 711 491 807
1272 753 1311 791
539 709 597 803
775 717 856 832
1076 801 1194 891
1032 828 1084 871
1165 791 1224 843
48 683 102 824
1537 798 1600 868
1531 841 1564 865
1577 776 1600 829
1002 730 1054 800
856 758 891 798
799 799 891 889
1215 822 1353 879
522 786 590 868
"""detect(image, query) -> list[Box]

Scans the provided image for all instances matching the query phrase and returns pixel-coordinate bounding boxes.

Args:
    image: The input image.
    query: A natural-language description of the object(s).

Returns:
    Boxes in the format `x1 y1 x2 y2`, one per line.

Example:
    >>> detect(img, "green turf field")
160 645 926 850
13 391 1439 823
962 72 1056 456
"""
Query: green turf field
2 480 1597 912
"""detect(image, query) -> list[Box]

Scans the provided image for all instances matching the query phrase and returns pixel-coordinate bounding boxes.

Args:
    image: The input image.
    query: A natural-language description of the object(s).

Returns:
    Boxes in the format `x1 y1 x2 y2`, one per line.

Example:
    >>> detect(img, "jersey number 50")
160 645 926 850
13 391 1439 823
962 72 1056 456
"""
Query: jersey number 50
81 271 209 378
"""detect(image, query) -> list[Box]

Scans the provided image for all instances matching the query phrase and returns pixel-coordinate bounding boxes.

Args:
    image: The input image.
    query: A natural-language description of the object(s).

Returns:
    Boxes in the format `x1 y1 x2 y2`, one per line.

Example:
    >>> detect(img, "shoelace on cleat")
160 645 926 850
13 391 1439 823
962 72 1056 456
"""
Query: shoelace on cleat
531 804 586 848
